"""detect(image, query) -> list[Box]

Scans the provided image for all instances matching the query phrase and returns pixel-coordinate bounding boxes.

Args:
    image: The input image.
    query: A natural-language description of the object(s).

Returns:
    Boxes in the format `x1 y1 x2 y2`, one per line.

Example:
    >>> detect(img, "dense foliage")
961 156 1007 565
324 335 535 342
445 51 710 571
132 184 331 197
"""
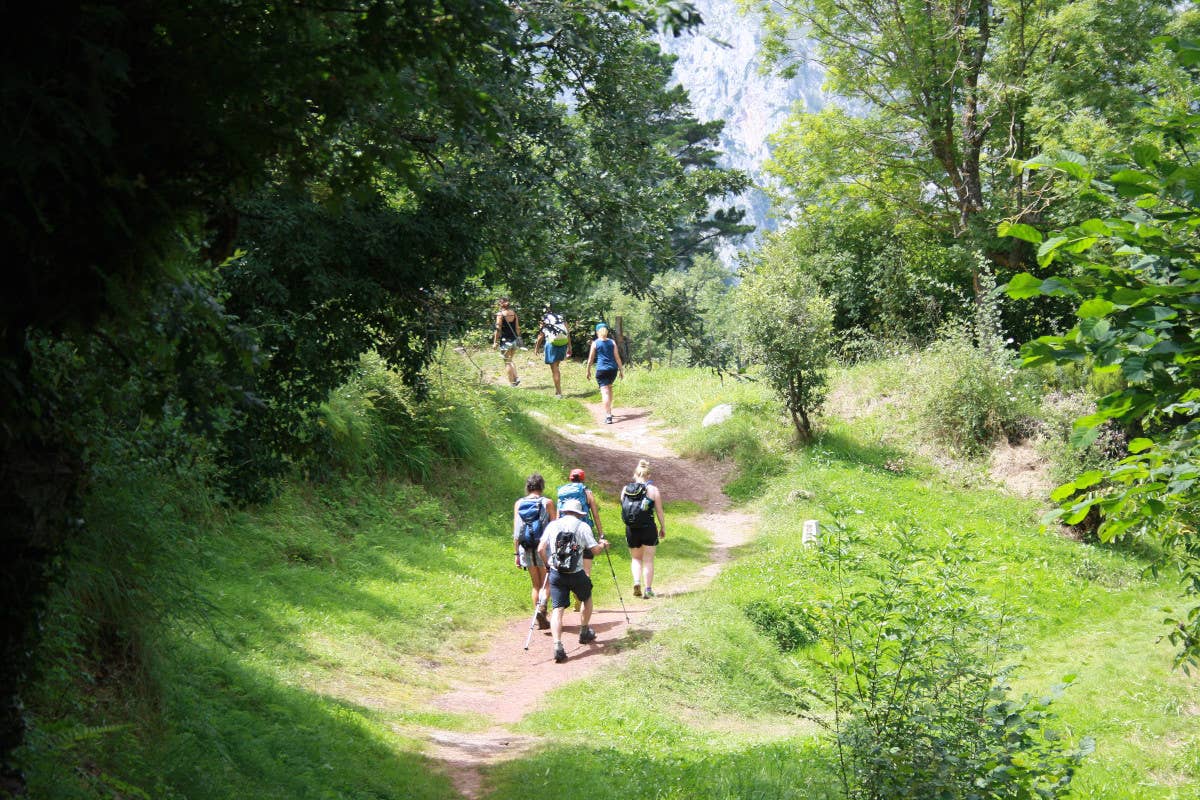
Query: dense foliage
1004 35 1200 666
751 0 1184 346
811 523 1091 800
1 0 751 780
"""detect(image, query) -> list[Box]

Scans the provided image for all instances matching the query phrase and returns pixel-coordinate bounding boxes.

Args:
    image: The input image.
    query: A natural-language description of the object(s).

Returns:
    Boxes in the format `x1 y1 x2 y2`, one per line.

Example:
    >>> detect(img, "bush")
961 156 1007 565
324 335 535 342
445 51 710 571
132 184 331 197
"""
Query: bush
809 522 1091 800
743 599 820 652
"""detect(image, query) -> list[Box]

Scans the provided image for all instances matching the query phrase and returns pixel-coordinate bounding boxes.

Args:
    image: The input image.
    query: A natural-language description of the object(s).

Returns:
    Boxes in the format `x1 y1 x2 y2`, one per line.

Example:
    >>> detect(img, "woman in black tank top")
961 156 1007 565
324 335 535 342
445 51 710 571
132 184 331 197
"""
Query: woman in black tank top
492 297 521 386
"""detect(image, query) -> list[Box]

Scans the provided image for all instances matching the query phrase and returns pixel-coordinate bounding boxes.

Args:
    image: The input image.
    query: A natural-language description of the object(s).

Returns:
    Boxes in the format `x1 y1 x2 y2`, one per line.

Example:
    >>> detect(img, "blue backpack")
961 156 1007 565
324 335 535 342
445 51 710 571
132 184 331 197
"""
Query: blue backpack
556 483 593 527
516 497 549 551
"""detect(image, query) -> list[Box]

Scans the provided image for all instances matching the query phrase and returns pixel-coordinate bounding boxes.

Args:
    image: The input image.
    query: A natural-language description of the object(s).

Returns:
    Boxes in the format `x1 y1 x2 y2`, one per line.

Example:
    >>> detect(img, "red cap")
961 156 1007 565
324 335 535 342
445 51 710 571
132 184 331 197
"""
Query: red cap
570 468 586 481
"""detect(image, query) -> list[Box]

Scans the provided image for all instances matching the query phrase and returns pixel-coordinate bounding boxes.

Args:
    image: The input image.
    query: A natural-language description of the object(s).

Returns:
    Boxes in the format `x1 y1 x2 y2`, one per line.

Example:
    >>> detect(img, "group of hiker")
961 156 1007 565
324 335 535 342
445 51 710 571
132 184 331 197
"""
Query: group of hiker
492 297 625 424
513 460 666 663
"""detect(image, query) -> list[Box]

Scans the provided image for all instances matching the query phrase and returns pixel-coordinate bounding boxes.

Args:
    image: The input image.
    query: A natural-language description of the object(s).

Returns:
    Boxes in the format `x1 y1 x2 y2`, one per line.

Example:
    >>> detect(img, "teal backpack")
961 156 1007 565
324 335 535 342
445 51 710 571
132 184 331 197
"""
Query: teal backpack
556 482 593 528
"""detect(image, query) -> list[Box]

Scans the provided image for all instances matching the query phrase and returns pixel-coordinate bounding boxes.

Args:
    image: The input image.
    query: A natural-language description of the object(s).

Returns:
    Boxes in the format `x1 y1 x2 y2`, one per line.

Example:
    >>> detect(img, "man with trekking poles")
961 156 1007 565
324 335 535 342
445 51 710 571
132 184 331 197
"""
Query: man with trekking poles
537 497 611 663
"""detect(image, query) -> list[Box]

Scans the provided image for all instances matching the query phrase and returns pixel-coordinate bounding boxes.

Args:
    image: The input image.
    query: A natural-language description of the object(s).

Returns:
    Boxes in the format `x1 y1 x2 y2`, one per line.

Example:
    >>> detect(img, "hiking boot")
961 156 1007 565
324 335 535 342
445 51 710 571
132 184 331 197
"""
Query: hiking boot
535 607 550 630
632 584 641 598
579 626 597 644
643 587 656 598
554 643 567 663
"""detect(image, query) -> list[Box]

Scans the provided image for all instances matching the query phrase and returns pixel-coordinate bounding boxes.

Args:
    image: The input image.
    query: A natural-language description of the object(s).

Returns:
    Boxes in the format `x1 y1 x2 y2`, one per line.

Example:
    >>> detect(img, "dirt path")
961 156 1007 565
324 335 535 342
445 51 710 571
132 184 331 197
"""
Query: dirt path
422 401 757 799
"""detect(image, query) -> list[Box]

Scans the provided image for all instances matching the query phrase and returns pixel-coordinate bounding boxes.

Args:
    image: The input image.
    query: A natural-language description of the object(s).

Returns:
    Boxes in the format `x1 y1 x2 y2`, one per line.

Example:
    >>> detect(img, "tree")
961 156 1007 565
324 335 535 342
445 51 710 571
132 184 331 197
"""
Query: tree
1004 35 1200 667
759 0 1174 237
2 0 744 775
735 235 835 441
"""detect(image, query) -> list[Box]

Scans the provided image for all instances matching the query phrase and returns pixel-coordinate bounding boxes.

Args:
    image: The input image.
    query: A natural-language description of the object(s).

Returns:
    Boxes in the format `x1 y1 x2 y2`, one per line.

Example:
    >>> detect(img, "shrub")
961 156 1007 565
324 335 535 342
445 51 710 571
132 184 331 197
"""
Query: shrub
743 599 820 651
808 522 1091 800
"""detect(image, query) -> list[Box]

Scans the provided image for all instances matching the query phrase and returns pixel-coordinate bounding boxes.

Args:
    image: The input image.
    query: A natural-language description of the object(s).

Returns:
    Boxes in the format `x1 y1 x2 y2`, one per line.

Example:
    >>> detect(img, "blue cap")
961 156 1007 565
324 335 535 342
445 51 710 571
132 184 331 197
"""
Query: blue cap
595 322 608 332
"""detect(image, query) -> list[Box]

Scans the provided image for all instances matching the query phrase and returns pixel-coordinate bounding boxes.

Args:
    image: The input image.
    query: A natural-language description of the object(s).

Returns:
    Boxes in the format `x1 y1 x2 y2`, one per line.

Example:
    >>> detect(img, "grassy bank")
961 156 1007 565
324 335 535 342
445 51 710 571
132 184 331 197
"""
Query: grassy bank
479 352 1199 799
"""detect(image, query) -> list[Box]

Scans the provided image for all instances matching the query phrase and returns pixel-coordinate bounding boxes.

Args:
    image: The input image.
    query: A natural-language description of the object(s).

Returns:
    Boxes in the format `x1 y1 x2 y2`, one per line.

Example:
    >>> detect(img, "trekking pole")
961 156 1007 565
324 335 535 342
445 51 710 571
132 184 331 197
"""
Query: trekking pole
523 573 550 650
602 543 631 623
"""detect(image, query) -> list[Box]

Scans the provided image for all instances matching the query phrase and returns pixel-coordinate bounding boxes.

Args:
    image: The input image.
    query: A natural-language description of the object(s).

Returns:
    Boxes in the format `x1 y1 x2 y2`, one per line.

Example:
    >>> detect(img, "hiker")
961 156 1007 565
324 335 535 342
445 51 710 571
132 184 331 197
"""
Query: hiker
537 497 610 663
533 306 571 398
492 297 522 387
585 322 624 424
557 468 604 588
622 459 665 598
514 473 557 630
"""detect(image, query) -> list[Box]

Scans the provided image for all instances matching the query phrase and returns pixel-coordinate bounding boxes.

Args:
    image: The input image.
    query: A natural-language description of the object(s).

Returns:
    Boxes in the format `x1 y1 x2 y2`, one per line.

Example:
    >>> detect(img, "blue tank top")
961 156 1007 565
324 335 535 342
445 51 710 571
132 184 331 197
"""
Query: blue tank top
594 338 616 371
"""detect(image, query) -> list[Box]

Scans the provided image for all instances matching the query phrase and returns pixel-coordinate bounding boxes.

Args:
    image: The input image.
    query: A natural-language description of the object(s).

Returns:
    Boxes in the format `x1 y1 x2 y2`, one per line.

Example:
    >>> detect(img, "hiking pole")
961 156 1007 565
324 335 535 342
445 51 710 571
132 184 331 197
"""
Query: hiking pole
523 573 550 650
602 543 631 623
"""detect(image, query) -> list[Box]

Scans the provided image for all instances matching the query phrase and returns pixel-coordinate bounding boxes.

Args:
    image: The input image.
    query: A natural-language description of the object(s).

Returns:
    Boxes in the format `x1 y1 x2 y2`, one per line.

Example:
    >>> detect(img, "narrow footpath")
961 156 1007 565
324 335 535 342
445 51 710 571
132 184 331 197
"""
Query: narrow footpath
419 401 757 799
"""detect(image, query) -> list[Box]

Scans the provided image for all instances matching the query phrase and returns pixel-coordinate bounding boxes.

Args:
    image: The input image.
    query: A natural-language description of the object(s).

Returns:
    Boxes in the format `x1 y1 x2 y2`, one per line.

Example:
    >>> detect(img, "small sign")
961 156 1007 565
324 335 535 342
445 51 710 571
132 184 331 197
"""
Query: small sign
802 520 819 546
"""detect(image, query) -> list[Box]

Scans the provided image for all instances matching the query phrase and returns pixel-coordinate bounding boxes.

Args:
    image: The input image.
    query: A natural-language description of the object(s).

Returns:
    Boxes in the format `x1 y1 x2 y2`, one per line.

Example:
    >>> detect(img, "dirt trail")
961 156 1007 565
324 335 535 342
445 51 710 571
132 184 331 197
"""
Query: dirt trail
422 401 757 799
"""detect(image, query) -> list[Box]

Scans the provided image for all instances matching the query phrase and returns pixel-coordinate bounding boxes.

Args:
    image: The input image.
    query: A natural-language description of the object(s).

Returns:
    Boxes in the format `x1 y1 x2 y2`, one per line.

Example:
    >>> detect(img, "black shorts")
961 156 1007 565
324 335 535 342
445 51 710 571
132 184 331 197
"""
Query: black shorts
626 525 658 548
595 369 617 387
549 569 593 608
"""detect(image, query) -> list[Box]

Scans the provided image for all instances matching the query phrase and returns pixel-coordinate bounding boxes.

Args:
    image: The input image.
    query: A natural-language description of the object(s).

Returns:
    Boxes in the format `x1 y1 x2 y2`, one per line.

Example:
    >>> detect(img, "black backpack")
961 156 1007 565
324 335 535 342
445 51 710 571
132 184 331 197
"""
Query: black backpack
620 482 654 527
516 497 549 550
552 519 583 573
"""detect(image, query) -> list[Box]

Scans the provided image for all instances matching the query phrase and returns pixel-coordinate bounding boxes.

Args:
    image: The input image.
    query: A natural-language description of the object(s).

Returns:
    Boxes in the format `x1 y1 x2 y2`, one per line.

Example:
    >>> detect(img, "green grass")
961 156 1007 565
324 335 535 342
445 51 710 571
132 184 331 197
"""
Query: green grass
22 349 1200 798
475 354 1200 799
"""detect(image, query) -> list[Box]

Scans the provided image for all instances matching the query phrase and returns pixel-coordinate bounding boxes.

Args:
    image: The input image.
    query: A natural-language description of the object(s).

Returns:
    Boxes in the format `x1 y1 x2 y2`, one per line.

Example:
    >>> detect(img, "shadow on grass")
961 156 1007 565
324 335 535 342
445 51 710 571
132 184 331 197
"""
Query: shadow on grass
484 738 839 800
812 427 915 475
156 640 458 800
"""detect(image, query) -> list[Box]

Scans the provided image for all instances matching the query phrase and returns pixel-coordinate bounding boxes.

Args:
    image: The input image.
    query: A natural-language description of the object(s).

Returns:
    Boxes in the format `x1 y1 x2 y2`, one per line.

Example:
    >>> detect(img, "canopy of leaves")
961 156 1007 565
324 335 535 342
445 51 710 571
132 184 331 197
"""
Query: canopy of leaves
1003 35 1200 666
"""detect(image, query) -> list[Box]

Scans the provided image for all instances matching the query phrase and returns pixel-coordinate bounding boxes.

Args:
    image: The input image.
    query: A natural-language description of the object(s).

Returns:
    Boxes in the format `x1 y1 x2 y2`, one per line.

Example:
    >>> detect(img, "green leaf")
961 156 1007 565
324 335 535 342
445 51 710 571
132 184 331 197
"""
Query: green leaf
1037 236 1069 266
1079 219 1111 236
1133 306 1177 323
1128 437 1154 453
1074 470 1105 490
1051 482 1079 503
1070 426 1101 449
1077 298 1114 318
998 222 1043 244
1067 236 1097 253
1006 273 1043 299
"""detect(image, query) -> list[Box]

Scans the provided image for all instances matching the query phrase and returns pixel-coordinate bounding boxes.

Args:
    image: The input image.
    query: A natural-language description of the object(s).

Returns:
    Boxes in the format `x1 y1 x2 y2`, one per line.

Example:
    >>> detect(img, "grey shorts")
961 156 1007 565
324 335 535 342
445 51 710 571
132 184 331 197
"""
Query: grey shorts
518 545 545 569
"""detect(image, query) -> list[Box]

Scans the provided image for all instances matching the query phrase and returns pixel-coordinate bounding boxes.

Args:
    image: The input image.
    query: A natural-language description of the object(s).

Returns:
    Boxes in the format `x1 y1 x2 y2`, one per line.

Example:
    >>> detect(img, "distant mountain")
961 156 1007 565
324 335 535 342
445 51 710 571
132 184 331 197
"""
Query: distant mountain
658 0 826 258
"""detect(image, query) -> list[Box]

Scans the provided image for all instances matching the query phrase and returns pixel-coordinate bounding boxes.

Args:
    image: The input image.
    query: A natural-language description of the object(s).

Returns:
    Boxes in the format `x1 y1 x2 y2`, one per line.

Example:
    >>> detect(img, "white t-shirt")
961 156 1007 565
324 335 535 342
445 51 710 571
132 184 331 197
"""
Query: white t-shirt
539 515 596 573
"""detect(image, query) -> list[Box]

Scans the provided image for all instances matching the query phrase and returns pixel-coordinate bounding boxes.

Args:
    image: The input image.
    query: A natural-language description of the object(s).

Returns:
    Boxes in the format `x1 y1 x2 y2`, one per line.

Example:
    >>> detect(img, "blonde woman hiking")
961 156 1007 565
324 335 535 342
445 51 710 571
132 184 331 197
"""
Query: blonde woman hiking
514 473 557 629
585 321 624 424
619 459 665 598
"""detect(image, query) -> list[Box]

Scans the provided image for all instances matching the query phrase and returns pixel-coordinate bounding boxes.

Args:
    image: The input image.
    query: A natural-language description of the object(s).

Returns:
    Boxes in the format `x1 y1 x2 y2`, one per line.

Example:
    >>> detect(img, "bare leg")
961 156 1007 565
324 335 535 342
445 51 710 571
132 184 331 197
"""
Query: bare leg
506 359 518 385
581 596 593 629
529 564 547 610
550 361 562 395
642 544 657 591
600 384 613 417
550 606 565 646
629 545 643 588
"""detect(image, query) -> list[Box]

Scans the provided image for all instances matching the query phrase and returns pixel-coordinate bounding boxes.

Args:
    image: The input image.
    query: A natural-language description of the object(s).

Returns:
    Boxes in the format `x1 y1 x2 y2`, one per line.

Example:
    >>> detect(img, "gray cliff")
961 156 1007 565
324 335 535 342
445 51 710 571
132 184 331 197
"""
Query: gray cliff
658 0 826 251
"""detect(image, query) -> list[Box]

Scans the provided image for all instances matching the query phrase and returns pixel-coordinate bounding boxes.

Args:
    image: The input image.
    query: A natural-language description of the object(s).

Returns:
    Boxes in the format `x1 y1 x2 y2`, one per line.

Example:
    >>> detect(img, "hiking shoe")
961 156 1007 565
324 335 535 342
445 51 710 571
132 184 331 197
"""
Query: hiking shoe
579 626 597 644
555 393 564 399
605 415 613 424
554 643 567 663
633 584 641 598
513 378 522 387
536 608 550 630
643 587 656 598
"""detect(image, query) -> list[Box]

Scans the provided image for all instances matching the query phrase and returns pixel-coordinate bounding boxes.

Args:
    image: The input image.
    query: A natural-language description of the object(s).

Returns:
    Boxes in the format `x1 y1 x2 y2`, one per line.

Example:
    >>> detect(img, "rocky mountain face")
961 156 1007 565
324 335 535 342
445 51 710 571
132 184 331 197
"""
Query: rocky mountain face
658 0 826 255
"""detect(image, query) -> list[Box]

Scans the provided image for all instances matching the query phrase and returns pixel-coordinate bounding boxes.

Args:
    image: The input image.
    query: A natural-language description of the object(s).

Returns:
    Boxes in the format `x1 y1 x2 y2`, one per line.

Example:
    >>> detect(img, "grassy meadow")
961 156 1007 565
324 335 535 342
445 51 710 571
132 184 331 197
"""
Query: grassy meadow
21 345 1200 799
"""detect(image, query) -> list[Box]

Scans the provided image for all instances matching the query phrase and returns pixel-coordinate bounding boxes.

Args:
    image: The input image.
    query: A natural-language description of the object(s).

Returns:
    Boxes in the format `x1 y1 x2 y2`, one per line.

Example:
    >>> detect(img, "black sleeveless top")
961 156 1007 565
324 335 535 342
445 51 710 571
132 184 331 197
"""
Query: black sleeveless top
498 311 518 342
